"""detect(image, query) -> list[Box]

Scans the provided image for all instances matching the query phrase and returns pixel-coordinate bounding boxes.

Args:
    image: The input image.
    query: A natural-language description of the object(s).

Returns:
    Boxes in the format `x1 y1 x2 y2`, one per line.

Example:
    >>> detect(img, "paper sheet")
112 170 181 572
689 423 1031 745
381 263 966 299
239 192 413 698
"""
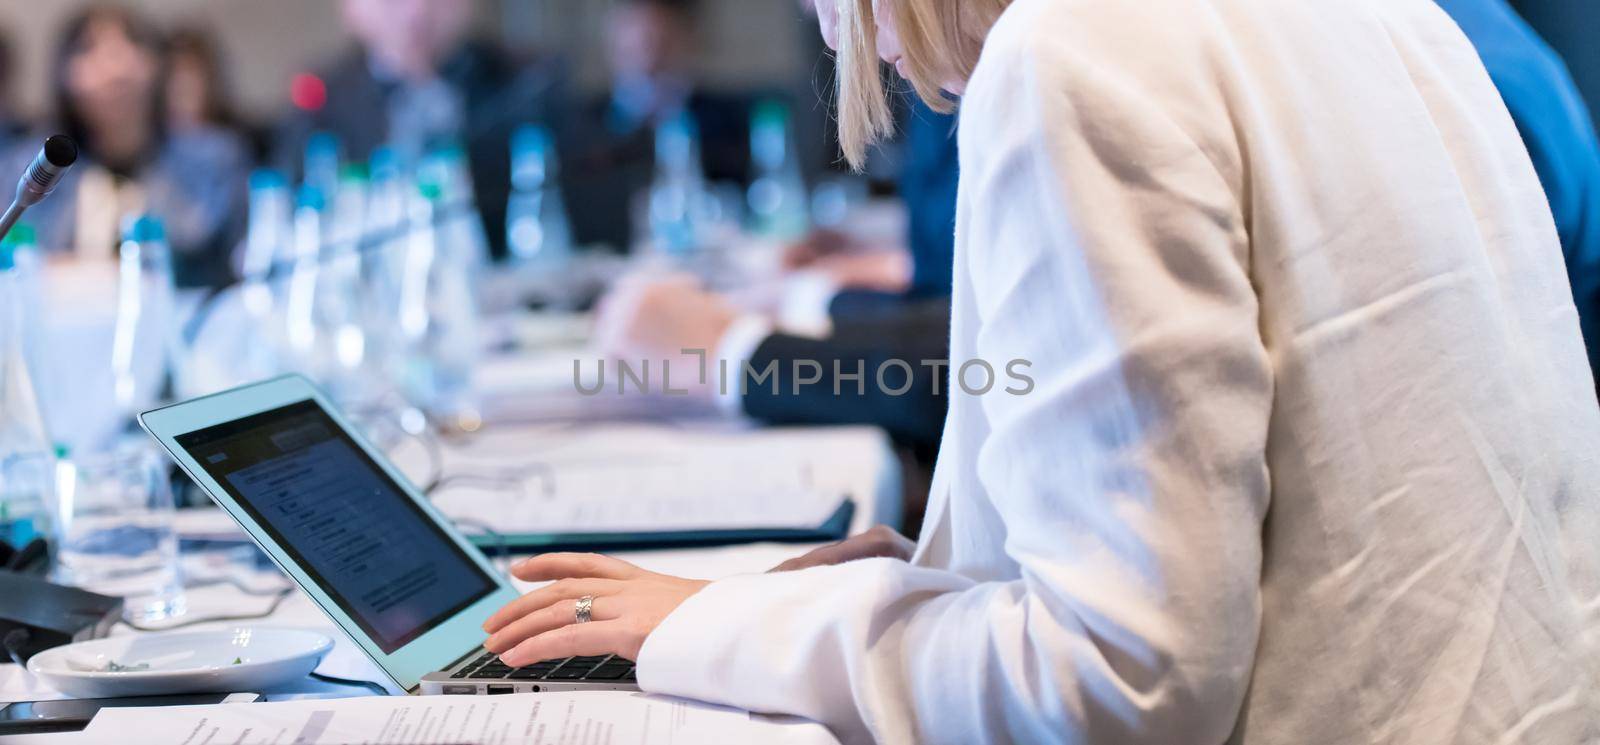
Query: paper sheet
431 449 846 534
74 692 836 744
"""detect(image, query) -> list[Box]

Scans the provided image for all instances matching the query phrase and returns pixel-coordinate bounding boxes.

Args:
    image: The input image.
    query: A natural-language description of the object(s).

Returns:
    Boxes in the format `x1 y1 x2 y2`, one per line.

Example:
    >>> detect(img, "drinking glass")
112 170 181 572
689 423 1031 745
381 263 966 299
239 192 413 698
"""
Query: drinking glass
52 448 186 623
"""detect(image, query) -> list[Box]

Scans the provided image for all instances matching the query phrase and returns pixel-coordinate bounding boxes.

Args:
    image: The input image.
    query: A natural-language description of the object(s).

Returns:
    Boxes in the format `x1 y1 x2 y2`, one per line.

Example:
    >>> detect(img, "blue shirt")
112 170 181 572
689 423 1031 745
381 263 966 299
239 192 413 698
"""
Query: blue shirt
900 100 961 298
1438 0 1600 379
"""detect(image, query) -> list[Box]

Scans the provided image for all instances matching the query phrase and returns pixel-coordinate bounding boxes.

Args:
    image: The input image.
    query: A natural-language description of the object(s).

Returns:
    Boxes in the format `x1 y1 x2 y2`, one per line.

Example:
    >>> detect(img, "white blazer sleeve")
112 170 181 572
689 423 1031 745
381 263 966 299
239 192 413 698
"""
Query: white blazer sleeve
636 6 1273 744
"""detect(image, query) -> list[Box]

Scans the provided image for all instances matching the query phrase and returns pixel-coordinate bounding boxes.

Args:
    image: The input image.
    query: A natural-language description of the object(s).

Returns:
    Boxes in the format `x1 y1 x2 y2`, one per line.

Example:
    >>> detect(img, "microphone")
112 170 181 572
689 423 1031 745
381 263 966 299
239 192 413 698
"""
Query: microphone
0 135 79 243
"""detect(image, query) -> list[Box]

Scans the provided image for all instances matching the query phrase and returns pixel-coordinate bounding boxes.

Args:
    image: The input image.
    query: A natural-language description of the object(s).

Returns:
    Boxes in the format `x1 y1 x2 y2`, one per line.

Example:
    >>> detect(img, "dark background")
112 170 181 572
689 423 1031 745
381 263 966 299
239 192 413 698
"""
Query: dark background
1514 0 1600 130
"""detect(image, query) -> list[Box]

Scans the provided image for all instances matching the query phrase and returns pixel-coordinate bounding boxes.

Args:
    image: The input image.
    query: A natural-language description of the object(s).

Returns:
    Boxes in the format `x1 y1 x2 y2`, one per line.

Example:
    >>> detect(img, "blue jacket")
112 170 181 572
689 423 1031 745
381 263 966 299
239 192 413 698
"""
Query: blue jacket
1438 0 1600 379
899 100 960 298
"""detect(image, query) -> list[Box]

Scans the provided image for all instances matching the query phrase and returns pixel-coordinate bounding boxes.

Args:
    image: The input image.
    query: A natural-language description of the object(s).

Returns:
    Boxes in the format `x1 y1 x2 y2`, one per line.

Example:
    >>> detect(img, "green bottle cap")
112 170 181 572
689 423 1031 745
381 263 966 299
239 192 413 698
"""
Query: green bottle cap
339 162 370 184
753 99 791 130
0 221 31 269
1 222 36 249
430 141 468 162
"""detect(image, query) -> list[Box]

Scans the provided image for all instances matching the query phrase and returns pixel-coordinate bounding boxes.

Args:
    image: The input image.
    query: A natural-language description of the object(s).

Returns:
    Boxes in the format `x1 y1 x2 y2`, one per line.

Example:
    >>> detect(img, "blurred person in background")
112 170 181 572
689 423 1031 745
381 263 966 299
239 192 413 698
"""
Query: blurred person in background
8 4 248 289
565 0 760 251
274 0 566 261
165 25 269 162
0 28 24 152
1435 0 1600 385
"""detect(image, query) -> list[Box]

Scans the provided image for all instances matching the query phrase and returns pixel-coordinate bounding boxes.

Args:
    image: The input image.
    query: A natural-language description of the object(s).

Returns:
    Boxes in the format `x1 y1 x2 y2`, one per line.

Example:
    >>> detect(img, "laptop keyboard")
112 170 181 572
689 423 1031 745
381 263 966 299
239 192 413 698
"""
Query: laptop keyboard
451 652 637 683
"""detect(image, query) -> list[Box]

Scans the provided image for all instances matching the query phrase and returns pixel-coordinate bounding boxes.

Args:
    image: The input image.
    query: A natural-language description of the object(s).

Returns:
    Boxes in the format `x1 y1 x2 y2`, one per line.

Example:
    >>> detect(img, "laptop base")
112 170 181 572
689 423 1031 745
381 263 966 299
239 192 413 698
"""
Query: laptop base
419 650 642 695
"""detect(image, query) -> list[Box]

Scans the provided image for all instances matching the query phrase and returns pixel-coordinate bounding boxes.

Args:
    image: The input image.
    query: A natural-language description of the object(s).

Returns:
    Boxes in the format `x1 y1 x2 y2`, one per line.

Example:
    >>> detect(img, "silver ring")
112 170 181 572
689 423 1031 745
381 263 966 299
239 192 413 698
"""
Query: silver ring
574 595 594 624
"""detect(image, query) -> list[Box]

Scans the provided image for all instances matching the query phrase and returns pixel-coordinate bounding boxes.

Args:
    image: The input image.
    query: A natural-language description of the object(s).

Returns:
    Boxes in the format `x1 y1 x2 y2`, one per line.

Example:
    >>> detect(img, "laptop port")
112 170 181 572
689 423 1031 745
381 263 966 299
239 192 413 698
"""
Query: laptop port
487 685 514 695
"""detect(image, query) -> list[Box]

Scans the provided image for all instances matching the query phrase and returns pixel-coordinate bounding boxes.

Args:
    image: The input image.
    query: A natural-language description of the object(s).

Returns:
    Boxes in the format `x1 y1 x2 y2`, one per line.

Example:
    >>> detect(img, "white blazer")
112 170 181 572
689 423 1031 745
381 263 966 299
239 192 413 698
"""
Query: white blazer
638 0 1600 742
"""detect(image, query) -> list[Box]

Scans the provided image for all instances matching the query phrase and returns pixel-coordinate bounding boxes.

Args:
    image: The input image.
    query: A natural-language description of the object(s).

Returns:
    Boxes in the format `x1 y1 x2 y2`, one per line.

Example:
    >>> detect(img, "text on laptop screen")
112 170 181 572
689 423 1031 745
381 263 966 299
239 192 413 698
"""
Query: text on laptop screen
176 400 496 654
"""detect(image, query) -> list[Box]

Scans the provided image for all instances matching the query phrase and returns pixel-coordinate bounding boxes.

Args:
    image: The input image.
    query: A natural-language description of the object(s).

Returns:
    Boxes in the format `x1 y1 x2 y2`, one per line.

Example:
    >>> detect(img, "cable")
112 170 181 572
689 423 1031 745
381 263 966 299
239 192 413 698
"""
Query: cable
425 463 556 501
3 628 31 667
309 671 390 696
450 518 512 566
118 577 295 633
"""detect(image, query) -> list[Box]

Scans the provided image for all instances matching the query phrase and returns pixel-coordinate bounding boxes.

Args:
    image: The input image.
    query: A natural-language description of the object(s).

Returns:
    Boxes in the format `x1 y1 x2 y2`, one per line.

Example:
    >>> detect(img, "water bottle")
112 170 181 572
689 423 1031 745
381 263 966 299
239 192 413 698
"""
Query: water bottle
647 111 709 256
241 169 292 316
396 179 481 422
282 186 325 374
506 124 574 267
229 170 293 386
303 131 342 200
0 237 57 553
330 163 371 250
312 165 374 404
418 143 489 271
2 224 44 385
747 99 809 241
110 216 185 420
362 148 410 386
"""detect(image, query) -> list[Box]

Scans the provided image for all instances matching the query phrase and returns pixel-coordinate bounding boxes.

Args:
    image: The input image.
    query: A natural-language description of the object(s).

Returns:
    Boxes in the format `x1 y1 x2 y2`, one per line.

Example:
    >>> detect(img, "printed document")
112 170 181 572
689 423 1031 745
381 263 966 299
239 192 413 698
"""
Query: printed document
75 691 837 744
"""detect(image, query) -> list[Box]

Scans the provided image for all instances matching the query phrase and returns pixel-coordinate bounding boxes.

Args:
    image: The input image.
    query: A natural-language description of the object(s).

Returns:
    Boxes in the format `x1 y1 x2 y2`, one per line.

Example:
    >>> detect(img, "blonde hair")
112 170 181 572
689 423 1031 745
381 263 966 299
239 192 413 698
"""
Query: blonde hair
835 0 1010 169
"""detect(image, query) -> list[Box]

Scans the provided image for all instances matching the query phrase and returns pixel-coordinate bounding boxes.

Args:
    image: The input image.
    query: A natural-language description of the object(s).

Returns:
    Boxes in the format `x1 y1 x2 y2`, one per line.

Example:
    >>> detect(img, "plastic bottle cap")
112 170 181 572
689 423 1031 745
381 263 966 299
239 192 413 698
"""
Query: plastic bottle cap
513 125 552 156
0 222 35 249
370 146 398 167
297 186 327 211
121 214 167 243
665 110 698 137
417 181 443 202
307 131 340 156
0 244 13 271
339 163 370 184
753 99 791 129
249 169 288 191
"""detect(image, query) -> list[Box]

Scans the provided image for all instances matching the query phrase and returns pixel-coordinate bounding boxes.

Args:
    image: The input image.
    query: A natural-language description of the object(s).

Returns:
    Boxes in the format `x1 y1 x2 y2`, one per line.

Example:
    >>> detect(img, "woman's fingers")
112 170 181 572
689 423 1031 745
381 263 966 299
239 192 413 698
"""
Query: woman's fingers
511 553 647 583
769 526 914 573
500 620 637 667
770 543 844 573
485 595 622 656
482 578 622 634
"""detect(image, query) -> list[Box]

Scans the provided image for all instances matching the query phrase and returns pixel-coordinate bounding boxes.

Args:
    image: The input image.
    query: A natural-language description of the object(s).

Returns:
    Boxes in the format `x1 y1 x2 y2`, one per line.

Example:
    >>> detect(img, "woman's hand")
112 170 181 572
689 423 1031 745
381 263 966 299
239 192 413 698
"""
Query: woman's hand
769 525 915 573
483 554 709 666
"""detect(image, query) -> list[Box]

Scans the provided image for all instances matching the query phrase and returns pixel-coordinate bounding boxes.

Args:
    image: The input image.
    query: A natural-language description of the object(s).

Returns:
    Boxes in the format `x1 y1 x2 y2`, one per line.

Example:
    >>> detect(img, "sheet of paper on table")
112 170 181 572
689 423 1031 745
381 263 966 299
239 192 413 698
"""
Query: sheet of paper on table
430 443 849 534
74 691 838 745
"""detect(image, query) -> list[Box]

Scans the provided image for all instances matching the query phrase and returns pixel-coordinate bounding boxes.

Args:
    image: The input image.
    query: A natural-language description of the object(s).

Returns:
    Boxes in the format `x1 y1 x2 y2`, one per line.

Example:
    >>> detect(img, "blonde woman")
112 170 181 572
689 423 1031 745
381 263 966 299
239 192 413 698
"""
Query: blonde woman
482 0 1600 741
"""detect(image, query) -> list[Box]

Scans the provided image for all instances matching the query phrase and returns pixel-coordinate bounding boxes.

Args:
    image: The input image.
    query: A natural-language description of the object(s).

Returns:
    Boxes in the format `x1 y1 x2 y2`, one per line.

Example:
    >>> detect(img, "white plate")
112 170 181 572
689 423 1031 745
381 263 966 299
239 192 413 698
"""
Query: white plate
26 628 334 698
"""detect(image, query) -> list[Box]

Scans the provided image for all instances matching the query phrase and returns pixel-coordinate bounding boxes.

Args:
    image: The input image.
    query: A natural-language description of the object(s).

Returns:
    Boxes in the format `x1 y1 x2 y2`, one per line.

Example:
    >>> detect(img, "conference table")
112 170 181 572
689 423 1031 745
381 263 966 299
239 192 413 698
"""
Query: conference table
0 304 901 741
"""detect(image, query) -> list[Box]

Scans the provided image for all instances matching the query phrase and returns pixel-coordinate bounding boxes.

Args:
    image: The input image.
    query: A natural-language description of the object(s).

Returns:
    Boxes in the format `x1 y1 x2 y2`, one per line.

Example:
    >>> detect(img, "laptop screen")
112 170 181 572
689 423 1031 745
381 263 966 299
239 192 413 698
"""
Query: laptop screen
176 399 496 654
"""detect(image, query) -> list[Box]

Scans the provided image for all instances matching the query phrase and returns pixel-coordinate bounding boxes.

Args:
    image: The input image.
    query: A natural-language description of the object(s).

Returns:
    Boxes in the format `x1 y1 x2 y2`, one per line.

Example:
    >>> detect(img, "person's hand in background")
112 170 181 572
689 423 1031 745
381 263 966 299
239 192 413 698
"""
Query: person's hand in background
592 274 741 398
594 274 739 360
768 525 915 573
782 228 913 295
781 227 854 270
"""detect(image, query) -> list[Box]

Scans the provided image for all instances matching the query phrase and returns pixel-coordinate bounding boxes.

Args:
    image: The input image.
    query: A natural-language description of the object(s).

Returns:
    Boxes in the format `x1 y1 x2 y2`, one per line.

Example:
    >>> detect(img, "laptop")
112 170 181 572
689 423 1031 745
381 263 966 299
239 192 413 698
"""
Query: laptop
139 374 641 696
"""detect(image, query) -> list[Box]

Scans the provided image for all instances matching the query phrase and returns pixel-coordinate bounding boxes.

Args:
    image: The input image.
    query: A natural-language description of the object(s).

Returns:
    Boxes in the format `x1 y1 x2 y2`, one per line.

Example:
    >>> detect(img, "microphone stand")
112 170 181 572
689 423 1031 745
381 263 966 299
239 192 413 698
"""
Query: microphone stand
0 201 25 244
